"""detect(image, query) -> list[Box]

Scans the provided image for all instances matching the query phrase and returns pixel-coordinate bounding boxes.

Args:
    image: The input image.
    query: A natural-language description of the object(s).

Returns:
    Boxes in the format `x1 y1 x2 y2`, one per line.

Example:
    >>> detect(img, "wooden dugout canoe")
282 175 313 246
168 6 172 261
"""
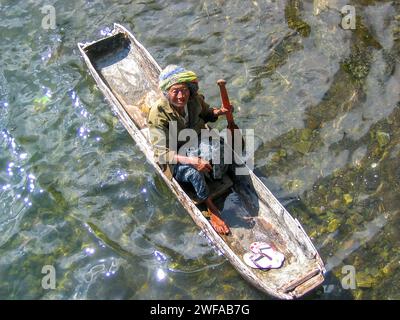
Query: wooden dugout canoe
78 23 325 299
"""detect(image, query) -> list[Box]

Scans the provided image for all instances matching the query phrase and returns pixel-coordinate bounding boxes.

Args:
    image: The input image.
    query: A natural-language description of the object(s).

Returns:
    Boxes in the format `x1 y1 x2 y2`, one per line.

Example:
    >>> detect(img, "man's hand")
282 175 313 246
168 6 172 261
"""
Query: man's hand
192 157 212 173
213 105 233 117
175 155 212 173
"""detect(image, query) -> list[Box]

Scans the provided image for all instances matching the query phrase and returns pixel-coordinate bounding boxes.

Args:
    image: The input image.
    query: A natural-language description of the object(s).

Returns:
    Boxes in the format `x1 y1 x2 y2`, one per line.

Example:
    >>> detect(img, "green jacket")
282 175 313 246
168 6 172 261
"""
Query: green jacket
148 93 218 171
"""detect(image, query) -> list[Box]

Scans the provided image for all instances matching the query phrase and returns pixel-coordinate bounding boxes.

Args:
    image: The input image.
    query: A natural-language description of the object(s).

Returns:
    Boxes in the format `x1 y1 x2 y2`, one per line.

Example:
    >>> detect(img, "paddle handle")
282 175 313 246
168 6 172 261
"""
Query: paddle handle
217 79 234 124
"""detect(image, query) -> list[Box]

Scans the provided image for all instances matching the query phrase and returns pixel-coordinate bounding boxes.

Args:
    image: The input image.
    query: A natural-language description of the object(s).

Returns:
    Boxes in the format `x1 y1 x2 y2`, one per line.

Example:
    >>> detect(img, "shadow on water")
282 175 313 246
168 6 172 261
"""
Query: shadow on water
284 198 355 300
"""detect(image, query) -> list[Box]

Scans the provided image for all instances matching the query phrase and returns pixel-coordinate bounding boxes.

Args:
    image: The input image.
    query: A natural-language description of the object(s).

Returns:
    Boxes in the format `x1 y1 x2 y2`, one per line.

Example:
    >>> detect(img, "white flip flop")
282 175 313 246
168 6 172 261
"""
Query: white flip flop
243 252 282 269
249 241 285 268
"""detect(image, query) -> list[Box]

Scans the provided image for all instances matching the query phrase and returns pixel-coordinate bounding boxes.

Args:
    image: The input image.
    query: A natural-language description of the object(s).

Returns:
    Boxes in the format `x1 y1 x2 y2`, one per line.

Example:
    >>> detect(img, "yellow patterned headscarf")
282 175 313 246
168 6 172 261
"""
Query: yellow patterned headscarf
159 65 197 92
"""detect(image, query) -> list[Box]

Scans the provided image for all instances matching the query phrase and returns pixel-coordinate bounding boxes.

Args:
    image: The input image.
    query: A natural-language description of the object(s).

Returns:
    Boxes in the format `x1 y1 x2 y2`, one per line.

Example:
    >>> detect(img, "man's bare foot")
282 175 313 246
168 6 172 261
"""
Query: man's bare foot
205 197 230 235
208 209 230 235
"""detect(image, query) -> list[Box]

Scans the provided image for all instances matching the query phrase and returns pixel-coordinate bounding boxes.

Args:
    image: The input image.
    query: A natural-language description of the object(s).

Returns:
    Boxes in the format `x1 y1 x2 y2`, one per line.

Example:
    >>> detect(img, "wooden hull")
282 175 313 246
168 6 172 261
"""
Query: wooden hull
78 24 325 299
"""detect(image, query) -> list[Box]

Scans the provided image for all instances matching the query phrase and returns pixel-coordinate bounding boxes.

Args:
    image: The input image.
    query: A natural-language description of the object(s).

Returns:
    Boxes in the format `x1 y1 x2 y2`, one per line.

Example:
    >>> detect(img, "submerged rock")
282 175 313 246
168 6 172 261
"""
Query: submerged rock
232 76 246 88
376 131 390 148
271 149 287 162
312 206 326 216
313 0 329 16
327 218 340 233
329 199 342 209
285 179 304 192
356 272 376 288
343 194 353 205
293 141 312 154
300 128 313 141
285 0 311 37
238 88 253 102
33 96 51 112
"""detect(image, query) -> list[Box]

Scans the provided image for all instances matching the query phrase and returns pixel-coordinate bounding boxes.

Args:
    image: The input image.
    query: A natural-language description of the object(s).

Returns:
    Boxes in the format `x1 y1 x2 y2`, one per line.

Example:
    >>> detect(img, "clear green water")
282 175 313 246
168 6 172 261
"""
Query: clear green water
0 0 399 299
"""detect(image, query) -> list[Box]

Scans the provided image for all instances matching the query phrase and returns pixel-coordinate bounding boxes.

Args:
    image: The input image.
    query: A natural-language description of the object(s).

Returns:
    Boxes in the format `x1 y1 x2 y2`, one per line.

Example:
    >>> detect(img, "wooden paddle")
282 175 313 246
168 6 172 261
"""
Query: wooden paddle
217 79 238 133
217 79 244 152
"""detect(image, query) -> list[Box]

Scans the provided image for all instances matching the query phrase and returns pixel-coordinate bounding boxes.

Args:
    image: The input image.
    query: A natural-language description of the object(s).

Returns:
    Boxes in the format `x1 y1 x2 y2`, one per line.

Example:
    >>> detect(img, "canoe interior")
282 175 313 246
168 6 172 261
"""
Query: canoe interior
79 24 325 298
84 32 162 131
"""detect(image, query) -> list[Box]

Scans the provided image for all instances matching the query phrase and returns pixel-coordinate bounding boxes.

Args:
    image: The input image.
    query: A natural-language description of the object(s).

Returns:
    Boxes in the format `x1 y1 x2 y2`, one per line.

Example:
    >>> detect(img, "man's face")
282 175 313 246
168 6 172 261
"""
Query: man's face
168 83 190 108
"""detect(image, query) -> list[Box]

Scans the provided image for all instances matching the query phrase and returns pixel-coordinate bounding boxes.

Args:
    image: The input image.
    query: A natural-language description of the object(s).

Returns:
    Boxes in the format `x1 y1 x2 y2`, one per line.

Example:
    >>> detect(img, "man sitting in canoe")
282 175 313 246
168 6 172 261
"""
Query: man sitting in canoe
148 65 230 235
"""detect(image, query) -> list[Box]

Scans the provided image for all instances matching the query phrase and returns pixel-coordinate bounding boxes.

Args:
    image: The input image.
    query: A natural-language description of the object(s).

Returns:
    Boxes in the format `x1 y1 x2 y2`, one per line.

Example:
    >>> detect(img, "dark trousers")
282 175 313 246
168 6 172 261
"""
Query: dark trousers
173 164 209 201
174 137 229 201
